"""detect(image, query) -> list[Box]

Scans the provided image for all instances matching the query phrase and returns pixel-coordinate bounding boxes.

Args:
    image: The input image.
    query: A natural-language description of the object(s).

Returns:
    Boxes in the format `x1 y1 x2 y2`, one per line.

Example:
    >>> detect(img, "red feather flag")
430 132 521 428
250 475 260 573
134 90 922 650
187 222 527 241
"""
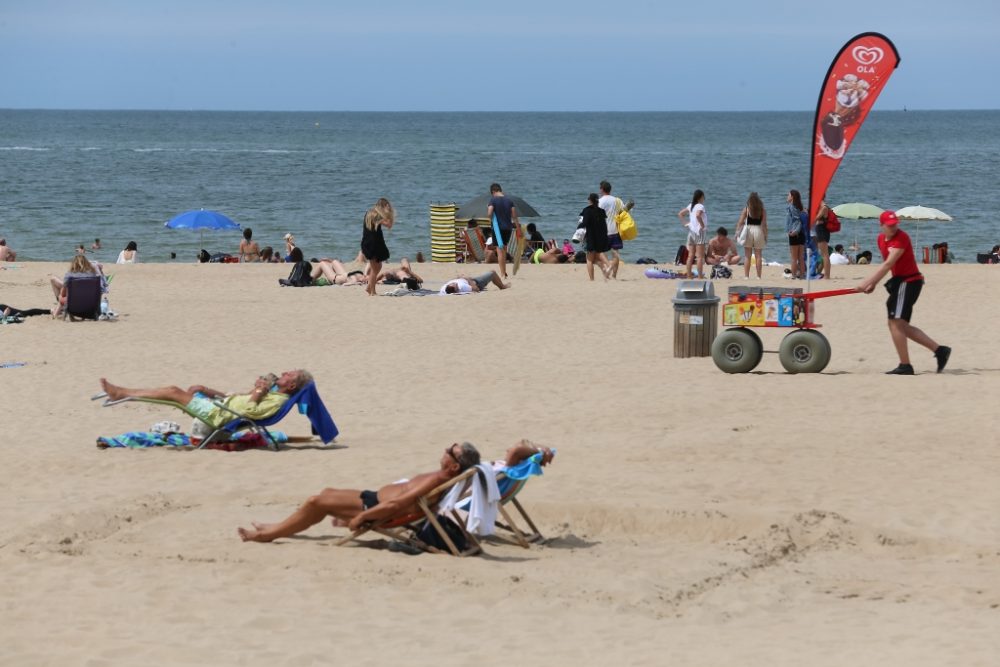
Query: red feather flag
808 33 900 225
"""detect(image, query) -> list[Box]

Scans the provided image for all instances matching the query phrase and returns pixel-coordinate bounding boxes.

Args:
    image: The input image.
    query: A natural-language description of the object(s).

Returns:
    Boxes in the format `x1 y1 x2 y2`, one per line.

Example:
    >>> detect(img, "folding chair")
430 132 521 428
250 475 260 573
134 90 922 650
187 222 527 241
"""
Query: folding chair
463 227 487 263
62 274 102 321
336 467 482 557
96 381 338 451
458 451 551 548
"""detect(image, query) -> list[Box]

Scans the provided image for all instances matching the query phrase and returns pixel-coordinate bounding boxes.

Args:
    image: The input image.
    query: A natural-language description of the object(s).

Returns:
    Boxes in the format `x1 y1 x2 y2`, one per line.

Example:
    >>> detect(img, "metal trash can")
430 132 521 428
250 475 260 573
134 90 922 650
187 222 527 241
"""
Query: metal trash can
671 280 720 358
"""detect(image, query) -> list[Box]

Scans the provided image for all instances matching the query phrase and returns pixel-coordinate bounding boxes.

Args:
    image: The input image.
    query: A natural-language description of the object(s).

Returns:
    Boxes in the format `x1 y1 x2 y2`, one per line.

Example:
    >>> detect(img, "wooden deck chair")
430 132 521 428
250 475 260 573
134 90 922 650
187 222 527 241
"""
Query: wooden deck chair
463 227 487 263
457 452 551 548
336 467 482 557
62 274 102 321
95 381 338 450
492 471 544 547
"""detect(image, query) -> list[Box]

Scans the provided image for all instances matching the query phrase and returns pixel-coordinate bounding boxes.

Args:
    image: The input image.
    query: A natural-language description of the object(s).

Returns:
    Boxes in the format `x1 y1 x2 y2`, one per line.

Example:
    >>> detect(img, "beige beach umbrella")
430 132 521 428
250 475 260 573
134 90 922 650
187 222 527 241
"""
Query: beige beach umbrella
893 205 952 221
893 205 952 249
832 202 884 251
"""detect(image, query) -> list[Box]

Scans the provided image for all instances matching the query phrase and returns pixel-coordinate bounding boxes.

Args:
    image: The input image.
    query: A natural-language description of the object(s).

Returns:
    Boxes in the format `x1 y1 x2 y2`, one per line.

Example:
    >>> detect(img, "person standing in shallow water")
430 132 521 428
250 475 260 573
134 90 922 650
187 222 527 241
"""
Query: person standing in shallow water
360 198 395 296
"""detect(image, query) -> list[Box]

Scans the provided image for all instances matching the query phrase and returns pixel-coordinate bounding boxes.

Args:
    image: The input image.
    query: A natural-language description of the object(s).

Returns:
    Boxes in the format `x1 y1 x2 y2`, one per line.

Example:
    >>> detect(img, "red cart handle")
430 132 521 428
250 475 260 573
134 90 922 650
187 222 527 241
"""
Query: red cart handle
798 288 860 301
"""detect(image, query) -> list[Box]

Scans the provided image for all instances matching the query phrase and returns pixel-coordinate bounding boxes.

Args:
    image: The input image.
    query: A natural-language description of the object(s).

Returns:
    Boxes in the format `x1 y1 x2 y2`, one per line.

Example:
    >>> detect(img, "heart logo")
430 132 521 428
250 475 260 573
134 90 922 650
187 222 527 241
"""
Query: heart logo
852 46 884 66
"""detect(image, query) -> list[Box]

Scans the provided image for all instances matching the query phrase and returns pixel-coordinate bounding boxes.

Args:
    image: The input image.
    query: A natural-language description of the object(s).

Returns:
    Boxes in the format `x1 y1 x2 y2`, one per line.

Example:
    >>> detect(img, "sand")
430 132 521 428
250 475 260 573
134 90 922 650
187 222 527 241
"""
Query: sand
1 259 997 666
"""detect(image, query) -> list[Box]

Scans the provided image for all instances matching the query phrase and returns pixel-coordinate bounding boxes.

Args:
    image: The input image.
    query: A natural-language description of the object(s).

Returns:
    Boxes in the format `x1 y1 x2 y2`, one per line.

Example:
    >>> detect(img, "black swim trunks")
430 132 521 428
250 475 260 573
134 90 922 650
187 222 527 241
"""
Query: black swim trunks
360 490 379 510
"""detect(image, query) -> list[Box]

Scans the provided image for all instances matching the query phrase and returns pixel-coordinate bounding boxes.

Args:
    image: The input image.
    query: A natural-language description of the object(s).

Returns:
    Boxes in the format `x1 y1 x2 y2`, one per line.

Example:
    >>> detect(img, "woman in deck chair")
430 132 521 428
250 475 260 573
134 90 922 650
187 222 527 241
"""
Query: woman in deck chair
49 255 107 317
98 370 312 431
237 442 481 543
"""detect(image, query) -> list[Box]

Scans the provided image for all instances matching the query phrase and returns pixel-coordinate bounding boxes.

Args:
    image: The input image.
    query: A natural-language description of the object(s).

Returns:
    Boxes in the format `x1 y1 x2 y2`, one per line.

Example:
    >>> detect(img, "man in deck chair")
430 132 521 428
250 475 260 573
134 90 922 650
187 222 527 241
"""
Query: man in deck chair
98 370 312 435
237 442 481 543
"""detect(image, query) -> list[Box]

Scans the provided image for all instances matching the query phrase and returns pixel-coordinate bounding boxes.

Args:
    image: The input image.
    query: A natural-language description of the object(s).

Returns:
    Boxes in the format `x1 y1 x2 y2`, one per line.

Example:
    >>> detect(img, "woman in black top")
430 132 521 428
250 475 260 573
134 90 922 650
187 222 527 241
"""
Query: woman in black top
581 193 611 281
360 198 395 296
736 191 768 278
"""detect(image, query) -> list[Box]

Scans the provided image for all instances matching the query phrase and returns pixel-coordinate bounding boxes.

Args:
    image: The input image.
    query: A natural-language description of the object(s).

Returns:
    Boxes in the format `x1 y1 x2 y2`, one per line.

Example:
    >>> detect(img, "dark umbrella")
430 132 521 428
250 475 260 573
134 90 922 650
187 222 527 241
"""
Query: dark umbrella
455 193 540 220
164 209 241 250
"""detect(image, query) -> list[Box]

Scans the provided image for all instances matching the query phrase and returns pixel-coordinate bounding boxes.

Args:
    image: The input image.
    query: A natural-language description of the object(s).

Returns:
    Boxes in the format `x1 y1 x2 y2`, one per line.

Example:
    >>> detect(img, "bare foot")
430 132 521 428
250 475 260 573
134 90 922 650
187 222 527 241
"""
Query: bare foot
330 517 349 527
237 526 273 542
99 378 125 401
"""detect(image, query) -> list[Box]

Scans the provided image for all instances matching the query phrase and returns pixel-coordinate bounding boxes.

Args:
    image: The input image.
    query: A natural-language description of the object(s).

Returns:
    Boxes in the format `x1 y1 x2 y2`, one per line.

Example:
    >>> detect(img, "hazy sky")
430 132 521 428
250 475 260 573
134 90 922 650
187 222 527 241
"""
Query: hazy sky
2 0 997 111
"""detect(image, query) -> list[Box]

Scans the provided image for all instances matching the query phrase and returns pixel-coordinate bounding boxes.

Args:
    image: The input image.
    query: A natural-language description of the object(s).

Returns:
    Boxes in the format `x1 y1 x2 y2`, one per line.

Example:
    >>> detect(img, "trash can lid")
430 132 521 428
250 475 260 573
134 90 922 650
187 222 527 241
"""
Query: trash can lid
671 280 720 305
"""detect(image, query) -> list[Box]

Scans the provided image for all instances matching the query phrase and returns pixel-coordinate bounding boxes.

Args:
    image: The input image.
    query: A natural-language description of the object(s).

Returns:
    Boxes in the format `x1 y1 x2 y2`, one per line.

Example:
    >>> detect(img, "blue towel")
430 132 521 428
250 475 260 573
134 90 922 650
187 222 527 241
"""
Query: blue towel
297 383 339 444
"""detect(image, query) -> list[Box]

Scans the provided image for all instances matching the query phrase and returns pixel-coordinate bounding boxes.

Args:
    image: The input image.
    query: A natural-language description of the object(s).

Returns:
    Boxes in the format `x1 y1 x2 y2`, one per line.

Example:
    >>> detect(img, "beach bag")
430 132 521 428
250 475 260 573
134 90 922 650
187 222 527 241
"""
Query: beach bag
416 515 467 553
736 221 749 246
674 245 689 265
615 204 637 241
710 264 732 279
281 260 313 287
825 209 841 233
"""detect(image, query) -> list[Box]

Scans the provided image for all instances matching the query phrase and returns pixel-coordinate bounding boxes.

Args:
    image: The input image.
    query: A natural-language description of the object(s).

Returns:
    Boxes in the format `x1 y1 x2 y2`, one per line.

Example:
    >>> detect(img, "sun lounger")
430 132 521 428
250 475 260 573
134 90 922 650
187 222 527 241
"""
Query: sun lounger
95 381 338 450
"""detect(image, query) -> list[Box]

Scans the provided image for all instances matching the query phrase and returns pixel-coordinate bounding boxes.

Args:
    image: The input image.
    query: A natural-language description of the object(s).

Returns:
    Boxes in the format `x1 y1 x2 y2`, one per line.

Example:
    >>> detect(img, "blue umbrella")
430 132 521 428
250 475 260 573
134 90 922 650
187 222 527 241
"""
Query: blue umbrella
165 209 241 251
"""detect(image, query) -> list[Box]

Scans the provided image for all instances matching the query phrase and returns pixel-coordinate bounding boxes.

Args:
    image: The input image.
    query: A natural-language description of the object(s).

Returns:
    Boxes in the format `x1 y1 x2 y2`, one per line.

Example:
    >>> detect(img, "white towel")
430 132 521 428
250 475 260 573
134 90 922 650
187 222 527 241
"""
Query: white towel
439 463 500 536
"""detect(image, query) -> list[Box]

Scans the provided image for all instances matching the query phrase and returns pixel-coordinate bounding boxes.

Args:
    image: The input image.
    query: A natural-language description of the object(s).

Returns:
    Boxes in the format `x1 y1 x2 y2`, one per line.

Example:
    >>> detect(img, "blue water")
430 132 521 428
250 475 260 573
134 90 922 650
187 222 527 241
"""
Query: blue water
1 110 997 263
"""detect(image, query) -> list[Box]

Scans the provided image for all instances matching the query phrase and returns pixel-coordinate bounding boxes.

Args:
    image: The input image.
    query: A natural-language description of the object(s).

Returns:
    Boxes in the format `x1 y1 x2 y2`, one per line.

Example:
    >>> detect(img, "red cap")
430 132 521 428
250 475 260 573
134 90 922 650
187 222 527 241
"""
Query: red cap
880 211 899 226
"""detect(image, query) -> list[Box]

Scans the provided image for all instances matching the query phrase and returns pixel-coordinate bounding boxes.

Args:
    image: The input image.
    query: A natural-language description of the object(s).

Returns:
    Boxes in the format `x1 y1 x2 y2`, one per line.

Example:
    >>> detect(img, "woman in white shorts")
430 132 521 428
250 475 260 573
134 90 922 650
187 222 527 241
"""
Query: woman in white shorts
736 192 768 279
678 189 708 279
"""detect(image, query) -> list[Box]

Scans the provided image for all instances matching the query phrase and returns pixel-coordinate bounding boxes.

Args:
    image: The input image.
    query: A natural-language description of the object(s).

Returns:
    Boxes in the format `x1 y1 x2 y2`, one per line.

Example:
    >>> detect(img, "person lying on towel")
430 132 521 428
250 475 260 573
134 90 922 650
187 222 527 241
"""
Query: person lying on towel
440 270 510 294
98 370 312 430
237 442 483 543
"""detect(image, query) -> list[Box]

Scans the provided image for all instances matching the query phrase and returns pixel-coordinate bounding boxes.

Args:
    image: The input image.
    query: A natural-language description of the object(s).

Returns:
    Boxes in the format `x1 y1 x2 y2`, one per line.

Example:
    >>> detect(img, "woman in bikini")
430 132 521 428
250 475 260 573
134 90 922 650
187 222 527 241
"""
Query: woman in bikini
239 228 261 262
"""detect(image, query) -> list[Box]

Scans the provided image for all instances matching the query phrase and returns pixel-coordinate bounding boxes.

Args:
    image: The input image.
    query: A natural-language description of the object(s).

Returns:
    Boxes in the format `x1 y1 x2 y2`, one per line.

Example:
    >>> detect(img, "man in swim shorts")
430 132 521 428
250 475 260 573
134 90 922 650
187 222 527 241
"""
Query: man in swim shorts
98 370 312 428
856 210 951 375
238 442 482 542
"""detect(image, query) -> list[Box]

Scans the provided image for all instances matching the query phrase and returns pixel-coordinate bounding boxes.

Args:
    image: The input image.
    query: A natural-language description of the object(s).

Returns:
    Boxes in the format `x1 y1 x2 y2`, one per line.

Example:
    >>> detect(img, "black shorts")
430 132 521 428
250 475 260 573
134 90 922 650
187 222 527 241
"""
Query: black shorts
814 224 831 243
489 226 512 248
788 232 805 247
360 490 379 510
885 278 923 322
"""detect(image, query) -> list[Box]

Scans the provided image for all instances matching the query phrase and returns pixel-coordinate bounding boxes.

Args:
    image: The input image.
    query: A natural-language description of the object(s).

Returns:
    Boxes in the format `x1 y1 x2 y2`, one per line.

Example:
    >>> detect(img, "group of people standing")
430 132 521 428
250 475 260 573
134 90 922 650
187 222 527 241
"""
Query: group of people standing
678 188 841 281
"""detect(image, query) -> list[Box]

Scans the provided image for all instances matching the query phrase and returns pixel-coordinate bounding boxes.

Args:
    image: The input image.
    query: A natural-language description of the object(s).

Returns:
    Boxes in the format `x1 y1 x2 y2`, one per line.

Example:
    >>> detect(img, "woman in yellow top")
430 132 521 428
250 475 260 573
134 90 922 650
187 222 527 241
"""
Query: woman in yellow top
98 370 312 429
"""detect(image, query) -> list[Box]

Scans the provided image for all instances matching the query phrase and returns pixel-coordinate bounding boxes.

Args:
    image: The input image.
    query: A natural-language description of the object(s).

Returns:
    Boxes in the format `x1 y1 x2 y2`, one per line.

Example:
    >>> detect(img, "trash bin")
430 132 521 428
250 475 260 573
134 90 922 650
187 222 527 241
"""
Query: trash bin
671 280 720 358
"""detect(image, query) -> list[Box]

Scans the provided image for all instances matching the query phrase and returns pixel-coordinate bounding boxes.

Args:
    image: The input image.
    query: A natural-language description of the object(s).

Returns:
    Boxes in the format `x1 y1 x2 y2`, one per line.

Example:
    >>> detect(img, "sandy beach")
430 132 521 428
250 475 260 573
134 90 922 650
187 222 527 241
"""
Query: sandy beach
1 259 997 666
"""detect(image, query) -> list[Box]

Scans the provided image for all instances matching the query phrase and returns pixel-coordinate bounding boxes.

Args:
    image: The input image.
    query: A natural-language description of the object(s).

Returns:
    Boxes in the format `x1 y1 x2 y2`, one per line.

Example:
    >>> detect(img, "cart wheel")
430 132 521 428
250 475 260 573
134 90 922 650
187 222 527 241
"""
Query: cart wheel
711 328 764 373
778 330 831 373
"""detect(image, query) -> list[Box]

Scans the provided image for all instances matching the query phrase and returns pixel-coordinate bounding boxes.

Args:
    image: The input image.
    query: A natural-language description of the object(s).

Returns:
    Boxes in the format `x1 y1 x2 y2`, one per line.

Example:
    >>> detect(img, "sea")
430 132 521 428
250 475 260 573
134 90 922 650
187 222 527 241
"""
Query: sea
2 109 998 264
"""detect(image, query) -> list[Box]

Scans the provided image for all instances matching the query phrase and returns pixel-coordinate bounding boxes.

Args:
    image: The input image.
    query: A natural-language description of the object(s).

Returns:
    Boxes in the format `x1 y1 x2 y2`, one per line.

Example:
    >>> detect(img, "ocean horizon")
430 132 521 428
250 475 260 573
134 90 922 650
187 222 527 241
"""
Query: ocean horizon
2 109 997 264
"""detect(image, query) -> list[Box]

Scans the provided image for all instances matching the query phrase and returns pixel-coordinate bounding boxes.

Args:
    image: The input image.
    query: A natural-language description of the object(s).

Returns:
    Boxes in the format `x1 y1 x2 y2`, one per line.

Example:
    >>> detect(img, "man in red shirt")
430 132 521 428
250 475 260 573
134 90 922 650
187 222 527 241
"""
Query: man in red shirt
856 211 951 375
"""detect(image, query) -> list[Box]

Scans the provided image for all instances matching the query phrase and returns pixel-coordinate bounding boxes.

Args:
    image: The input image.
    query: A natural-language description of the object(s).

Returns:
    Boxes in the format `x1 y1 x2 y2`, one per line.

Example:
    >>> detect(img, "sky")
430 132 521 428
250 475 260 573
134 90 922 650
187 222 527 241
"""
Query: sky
1 0 998 111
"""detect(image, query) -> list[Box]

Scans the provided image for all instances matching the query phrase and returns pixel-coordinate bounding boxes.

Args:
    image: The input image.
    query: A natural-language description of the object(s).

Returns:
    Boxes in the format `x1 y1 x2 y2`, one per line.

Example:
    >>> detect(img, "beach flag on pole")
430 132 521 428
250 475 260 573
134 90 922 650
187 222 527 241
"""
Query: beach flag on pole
808 32 900 225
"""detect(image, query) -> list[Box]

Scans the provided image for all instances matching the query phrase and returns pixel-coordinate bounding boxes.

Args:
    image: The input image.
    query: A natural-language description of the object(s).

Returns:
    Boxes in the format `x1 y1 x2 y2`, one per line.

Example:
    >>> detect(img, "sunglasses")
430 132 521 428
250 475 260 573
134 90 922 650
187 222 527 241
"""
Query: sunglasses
445 446 461 467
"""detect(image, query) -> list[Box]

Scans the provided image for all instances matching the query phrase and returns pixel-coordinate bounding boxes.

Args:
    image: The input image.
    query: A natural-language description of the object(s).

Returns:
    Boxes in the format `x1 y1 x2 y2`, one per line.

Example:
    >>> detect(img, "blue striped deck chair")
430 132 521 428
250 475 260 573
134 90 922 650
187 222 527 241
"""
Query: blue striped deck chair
458 451 553 547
